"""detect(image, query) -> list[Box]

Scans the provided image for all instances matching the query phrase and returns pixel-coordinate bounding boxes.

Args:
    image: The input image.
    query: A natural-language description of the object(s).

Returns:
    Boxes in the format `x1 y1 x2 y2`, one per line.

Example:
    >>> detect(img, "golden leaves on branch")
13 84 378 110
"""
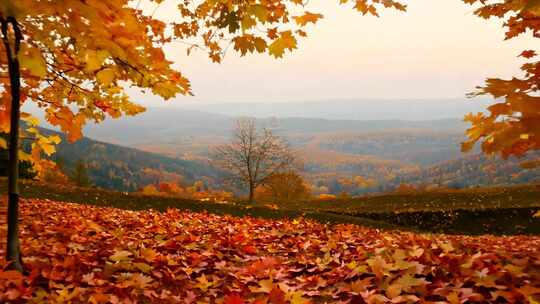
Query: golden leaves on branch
459 0 540 163
18 44 47 78
1 0 194 146
232 35 267 56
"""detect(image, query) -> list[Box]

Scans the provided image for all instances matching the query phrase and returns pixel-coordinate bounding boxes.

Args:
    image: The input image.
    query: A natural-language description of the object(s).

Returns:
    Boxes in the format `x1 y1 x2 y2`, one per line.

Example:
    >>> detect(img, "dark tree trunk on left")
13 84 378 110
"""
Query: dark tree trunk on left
1 16 24 272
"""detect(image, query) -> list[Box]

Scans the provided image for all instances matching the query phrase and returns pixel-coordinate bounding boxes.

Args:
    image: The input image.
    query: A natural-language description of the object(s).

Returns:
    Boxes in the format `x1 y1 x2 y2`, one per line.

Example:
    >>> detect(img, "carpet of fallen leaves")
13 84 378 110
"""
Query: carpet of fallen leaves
0 199 539 304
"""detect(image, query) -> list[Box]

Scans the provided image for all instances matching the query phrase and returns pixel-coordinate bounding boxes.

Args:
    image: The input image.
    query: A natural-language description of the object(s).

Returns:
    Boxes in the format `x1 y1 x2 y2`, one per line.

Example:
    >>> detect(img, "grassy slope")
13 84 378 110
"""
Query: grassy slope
1 178 539 235
285 185 540 213
283 185 540 235
0 178 397 230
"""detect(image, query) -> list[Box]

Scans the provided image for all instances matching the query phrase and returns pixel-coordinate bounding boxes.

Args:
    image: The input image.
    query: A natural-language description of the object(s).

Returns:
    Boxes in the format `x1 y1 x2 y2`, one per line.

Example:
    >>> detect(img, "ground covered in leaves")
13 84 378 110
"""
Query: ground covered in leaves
1 199 539 303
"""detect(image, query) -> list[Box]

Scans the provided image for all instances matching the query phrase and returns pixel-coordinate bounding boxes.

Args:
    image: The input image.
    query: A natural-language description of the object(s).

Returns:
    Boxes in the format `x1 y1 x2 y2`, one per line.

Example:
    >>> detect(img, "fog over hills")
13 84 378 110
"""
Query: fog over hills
25 98 489 146
74 98 483 146
80 108 468 149
21 98 539 193
173 98 493 121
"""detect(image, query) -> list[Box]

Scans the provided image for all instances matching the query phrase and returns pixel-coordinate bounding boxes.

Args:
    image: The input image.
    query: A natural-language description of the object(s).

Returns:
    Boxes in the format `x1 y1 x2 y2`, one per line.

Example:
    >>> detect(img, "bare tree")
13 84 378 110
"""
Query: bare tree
213 118 295 203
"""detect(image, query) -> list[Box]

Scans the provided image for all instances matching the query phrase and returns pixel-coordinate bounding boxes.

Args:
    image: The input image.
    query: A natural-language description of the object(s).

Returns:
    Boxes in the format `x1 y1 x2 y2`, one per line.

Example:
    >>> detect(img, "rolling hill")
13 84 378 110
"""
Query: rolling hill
36 128 223 192
16 106 539 195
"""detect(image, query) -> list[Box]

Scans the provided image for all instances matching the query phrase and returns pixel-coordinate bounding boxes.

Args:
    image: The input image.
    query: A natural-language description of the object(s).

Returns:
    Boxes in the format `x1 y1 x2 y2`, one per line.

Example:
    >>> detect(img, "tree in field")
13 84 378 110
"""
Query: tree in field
71 159 91 187
0 0 405 271
255 171 310 203
213 119 295 203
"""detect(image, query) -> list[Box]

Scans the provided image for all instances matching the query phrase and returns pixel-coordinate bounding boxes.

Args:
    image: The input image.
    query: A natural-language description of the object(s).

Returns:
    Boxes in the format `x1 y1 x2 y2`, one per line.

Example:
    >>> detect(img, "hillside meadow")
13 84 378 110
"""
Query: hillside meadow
1 179 539 235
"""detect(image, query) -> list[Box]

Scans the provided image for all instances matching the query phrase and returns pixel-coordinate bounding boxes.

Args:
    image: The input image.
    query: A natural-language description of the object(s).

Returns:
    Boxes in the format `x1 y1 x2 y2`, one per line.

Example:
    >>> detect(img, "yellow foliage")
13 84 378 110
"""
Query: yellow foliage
141 185 160 196
38 160 70 185
318 193 337 200
255 171 311 203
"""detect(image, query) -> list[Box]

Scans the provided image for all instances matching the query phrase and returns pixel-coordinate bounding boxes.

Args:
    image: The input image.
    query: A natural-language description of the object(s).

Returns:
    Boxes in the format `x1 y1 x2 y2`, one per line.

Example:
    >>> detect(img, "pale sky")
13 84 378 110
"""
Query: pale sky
127 0 537 106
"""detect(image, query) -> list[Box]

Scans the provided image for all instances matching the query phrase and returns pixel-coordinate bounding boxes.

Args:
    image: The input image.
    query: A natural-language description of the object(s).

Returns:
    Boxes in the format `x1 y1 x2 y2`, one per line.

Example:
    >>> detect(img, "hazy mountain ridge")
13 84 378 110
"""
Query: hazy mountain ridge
80 107 468 148
21 101 537 194
175 98 493 121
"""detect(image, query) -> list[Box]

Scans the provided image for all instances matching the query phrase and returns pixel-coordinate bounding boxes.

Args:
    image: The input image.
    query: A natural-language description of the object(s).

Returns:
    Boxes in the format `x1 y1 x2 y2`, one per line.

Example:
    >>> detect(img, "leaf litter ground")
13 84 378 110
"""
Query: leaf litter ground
0 198 539 303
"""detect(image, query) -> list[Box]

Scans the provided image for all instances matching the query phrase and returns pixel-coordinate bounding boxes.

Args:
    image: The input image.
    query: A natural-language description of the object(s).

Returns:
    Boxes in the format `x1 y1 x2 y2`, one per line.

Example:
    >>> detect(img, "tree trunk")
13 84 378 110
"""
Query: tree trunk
2 17 24 272
248 182 255 203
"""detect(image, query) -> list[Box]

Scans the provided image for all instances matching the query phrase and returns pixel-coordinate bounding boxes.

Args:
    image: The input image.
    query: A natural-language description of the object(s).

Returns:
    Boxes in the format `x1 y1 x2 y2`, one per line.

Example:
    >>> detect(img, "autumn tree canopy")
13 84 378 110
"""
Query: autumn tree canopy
461 1 540 163
255 171 310 203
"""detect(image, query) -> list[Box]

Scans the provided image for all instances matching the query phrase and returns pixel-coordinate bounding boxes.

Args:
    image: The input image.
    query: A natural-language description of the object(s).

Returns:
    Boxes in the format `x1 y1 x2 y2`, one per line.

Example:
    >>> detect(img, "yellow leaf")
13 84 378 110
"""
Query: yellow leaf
96 68 116 86
21 114 40 126
269 31 297 58
447 291 460 304
250 4 268 23
439 241 455 253
139 248 158 263
19 151 31 162
250 279 274 293
0 2 23 19
19 45 47 78
134 262 152 273
294 12 324 26
109 250 132 262
49 135 61 145
241 16 257 31
195 274 213 292
0 138 7 149
41 143 56 156
288 291 309 304
84 50 109 72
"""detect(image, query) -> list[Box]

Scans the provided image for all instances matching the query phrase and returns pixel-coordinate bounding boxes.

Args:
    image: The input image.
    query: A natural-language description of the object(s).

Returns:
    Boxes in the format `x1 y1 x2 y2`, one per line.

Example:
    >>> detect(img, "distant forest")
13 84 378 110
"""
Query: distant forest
2 120 535 195
2 113 539 195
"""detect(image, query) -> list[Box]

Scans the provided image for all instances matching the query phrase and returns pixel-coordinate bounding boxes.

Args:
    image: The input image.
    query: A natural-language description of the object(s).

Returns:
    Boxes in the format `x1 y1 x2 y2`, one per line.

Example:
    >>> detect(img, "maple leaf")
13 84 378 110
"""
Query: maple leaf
250 4 269 23
386 274 429 298
19 44 47 78
288 291 310 304
294 12 324 26
195 274 214 292
96 68 116 86
269 31 297 58
519 50 537 58
367 255 388 279
109 250 132 262
250 279 274 293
